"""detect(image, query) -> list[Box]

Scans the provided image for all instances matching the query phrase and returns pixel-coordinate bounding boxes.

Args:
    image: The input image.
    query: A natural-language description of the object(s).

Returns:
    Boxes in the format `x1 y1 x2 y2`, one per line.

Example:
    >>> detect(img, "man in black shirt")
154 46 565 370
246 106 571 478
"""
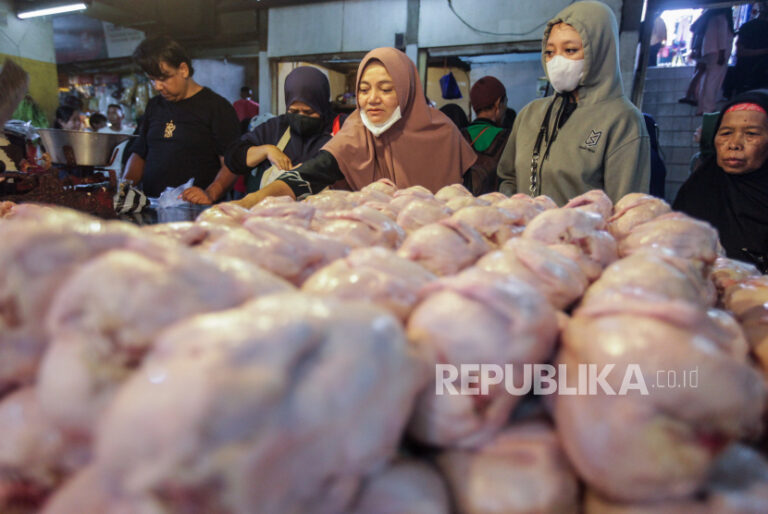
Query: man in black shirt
732 3 768 96
124 36 240 203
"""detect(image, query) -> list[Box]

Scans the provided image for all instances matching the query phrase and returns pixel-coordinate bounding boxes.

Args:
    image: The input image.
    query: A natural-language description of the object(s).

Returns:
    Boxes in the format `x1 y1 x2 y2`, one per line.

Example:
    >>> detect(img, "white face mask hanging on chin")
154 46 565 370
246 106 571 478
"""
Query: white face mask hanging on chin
360 106 403 137
546 56 584 93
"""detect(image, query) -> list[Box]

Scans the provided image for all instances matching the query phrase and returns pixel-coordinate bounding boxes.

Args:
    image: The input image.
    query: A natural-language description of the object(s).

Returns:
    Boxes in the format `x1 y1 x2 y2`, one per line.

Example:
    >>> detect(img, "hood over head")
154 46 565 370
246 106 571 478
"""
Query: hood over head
542 1 623 105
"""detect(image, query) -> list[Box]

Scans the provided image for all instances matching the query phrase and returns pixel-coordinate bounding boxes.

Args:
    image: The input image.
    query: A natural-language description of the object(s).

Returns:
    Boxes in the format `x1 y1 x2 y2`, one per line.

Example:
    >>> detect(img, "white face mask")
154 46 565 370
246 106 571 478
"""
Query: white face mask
546 56 584 93
360 106 402 137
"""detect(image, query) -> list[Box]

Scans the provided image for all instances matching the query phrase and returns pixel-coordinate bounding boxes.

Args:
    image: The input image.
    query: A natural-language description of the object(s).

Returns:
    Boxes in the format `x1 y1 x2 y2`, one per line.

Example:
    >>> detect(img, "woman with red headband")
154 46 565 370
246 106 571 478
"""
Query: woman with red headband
673 91 768 271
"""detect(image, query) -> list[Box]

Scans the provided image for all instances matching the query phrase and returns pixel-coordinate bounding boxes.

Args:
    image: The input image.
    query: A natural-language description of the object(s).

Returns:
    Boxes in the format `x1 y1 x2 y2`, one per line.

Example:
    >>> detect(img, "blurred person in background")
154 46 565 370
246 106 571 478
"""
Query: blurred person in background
53 106 83 131
233 86 260 134
439 103 469 130
649 14 668 67
463 76 510 194
88 112 107 132
225 66 336 199
732 3 768 96
124 35 240 204
679 8 734 115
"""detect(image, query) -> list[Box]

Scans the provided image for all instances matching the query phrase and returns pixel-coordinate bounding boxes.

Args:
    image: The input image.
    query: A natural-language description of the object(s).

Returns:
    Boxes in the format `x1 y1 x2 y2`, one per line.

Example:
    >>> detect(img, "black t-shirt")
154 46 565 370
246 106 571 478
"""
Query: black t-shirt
132 87 240 197
738 18 768 50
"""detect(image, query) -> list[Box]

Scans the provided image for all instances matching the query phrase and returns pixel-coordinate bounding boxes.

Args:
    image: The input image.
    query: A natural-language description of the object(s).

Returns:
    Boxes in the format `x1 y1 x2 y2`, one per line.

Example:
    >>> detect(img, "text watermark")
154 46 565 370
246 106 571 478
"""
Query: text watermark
435 364 699 396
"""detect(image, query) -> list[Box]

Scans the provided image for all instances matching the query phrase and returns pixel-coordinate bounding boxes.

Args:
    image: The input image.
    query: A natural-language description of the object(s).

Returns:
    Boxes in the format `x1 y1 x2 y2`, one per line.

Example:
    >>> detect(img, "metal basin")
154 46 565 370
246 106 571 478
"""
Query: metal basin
37 128 135 166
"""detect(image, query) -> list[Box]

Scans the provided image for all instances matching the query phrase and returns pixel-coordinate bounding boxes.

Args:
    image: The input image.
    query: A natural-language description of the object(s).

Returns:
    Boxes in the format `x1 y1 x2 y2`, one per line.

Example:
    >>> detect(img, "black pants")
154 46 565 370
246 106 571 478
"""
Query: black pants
649 43 662 67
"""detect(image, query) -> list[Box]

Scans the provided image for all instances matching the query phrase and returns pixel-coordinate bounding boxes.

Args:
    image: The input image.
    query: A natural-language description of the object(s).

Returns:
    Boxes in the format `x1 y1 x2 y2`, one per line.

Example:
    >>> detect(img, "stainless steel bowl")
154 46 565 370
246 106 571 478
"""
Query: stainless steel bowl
37 128 136 166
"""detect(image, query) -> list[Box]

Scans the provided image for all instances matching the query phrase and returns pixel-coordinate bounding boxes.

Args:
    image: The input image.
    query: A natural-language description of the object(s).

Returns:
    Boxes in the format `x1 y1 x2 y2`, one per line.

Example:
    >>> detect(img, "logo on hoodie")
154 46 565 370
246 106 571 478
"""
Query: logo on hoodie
584 130 602 147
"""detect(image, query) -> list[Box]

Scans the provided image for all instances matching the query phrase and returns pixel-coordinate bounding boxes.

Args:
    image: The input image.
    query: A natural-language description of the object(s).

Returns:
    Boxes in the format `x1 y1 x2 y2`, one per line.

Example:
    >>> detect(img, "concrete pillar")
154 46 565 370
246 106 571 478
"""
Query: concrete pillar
258 50 271 113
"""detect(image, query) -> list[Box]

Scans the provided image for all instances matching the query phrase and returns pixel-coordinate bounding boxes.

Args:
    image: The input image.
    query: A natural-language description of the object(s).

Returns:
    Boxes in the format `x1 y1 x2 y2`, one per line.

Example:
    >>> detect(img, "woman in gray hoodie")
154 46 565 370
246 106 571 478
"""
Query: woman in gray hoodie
497 1 650 205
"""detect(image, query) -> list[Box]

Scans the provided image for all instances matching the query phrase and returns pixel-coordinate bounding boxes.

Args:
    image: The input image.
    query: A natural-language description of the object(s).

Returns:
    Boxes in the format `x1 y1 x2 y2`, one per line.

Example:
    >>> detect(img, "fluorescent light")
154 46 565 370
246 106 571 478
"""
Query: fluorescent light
17 3 87 19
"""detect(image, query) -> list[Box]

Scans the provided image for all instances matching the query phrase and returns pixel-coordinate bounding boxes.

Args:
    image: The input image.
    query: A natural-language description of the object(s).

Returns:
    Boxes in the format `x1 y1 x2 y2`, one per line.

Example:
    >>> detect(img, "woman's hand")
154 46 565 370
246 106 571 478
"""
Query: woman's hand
265 145 292 170
231 180 296 209
181 186 213 205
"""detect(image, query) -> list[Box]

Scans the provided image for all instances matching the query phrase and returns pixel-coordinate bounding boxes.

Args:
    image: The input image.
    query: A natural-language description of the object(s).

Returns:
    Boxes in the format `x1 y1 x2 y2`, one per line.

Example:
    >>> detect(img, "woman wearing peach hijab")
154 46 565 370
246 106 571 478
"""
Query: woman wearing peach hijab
233 47 476 207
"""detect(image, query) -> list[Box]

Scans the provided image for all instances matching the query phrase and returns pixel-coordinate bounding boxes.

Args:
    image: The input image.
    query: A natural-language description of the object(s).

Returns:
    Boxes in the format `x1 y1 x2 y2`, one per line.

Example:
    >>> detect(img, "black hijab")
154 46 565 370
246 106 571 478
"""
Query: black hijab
673 91 768 271
284 66 332 122
439 104 469 130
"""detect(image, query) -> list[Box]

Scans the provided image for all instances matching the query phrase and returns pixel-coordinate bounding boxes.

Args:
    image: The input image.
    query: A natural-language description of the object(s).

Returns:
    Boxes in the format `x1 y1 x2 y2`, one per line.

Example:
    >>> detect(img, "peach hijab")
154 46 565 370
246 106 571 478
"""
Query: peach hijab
322 47 476 193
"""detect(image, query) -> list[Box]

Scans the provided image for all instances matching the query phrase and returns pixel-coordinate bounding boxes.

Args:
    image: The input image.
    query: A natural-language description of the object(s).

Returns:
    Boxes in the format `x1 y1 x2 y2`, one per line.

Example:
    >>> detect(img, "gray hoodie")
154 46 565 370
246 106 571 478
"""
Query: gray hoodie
497 1 650 205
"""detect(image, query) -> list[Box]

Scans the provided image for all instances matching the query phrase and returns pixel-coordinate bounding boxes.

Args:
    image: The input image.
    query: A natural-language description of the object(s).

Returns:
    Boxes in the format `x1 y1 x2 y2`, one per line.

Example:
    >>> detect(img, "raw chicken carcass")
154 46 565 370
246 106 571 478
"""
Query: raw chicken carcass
581 248 716 308
398 219 491 276
478 192 508 205
710 257 762 298
555 291 765 503
347 188 396 206
393 185 434 198
584 444 768 514
607 193 671 240
396 199 453 233
209 217 349 285
407 269 558 448
364 201 399 221
564 189 613 220
37 249 293 437
303 189 359 211
142 221 210 246
302 247 436 321
722 275 768 372
389 186 438 213
194 202 252 226
437 421 580 514
444 196 490 212
351 460 450 514
435 183 473 202
495 195 550 226
0 209 150 392
618 212 720 265
41 465 157 514
451 206 525 247
312 206 405 249
522 207 618 281
0 388 89 513
247 197 316 228
475 237 589 310
360 178 397 196
89 293 426 514
0 201 15 218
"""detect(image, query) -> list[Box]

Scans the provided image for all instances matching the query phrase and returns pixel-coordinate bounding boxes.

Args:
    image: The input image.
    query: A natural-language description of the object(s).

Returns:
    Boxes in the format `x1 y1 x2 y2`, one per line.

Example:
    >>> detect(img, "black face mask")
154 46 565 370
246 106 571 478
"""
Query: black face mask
287 113 324 136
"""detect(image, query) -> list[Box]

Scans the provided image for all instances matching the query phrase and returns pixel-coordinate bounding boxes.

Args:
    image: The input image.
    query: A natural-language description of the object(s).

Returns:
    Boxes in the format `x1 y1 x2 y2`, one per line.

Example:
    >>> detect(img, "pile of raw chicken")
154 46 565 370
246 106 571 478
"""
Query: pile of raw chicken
1 179 767 514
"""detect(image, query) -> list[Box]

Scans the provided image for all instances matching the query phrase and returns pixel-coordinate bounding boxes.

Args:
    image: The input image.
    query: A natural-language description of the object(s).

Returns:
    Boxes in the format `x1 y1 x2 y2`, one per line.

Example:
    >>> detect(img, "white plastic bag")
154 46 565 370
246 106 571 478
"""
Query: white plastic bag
155 178 194 208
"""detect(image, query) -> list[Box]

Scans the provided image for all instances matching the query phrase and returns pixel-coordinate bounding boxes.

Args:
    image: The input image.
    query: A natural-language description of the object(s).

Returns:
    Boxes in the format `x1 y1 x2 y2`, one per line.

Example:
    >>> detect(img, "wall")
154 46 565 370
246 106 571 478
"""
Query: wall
466 53 544 116
192 59 245 104
268 0 407 57
0 0 59 121
426 66 470 114
276 62 347 115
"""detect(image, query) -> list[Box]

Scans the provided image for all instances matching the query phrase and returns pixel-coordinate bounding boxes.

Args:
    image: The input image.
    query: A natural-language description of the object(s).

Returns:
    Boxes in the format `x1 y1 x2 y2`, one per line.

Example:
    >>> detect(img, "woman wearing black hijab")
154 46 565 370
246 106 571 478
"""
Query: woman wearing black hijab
673 91 768 272
225 66 336 197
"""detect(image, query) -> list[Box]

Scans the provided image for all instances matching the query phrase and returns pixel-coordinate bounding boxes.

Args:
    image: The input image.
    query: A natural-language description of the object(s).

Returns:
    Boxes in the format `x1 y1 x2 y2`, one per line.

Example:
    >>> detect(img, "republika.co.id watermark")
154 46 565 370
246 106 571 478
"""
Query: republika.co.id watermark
435 364 699 396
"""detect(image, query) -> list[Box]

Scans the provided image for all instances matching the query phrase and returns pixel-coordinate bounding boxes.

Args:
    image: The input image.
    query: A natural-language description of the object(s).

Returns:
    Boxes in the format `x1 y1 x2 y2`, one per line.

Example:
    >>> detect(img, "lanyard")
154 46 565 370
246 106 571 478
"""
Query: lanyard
529 95 566 196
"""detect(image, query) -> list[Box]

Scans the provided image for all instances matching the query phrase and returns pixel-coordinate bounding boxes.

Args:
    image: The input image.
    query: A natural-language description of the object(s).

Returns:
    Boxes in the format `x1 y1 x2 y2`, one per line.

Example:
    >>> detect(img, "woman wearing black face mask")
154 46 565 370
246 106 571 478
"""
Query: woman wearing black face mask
225 66 337 196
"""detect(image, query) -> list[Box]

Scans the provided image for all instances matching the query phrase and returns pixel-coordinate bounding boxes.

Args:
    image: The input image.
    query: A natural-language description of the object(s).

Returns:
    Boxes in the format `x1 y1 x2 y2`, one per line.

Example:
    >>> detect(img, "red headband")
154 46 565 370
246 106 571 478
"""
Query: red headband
724 102 767 115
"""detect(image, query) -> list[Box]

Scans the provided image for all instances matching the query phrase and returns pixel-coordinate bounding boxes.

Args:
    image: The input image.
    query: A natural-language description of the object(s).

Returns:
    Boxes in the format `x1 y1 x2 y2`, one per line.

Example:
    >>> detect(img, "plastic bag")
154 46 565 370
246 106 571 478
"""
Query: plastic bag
440 71 462 100
155 178 194 208
113 181 148 214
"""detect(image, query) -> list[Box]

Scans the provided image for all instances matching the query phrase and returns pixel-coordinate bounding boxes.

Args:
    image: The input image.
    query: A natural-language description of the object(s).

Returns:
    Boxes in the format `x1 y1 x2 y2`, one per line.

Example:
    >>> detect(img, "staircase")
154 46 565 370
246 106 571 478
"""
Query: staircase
641 65 702 204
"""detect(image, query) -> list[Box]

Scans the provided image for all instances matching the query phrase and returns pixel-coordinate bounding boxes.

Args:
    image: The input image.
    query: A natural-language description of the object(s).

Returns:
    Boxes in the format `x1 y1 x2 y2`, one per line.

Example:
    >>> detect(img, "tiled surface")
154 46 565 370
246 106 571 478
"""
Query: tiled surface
642 66 701 204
